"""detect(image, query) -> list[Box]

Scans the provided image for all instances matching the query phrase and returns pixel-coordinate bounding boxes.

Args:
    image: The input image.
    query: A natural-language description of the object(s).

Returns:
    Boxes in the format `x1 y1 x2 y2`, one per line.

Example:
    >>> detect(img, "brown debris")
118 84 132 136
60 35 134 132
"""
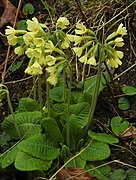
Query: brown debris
120 126 136 139
57 167 98 180
0 0 23 28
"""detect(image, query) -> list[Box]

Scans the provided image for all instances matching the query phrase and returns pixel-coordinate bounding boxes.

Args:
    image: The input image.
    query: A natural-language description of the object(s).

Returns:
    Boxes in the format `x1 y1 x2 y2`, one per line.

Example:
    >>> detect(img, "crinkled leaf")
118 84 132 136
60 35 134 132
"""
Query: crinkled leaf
50 86 65 102
10 61 23 72
18 98 40 112
110 169 126 180
1 111 42 139
42 117 64 143
0 146 18 169
17 134 60 161
15 151 52 171
66 156 86 169
22 3 35 15
80 141 110 161
70 102 90 127
126 169 136 180
0 132 10 147
88 131 119 144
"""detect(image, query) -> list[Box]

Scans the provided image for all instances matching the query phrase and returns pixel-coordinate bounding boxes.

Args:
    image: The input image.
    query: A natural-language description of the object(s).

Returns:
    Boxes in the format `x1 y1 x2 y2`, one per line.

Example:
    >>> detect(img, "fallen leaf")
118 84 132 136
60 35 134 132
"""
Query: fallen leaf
57 167 98 180
0 0 23 28
119 126 136 139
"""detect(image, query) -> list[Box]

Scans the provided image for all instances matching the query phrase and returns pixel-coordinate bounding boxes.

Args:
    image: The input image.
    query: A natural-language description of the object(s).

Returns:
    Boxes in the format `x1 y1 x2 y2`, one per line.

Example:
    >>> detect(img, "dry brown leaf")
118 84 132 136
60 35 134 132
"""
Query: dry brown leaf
119 126 136 139
57 167 98 180
0 0 23 28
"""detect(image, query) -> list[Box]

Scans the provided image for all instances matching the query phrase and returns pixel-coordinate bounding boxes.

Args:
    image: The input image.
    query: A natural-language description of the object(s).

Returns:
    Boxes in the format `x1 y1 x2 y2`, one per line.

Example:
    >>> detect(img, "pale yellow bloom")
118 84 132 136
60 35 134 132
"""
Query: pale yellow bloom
38 55 46 66
61 34 73 49
25 61 43 75
47 73 58 86
7 35 18 46
87 55 97 66
107 58 122 68
23 32 35 45
79 54 88 64
57 17 70 29
5 26 17 36
46 55 56 66
107 50 123 68
33 48 42 58
114 37 124 47
73 35 83 45
27 17 41 32
46 66 56 73
33 38 45 47
45 40 55 53
14 46 24 56
116 23 127 36
25 48 34 58
73 47 83 57
75 22 87 34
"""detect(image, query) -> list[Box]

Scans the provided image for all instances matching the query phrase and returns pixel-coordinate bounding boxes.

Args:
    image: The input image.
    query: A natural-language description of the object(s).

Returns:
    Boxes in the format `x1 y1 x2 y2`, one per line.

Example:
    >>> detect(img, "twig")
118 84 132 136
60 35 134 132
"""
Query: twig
1 0 23 84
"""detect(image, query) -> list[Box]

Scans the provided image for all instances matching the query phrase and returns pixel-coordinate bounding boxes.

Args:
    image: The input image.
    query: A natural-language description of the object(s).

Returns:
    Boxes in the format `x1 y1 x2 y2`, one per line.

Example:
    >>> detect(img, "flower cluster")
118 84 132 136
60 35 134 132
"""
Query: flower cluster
72 22 127 68
5 17 71 85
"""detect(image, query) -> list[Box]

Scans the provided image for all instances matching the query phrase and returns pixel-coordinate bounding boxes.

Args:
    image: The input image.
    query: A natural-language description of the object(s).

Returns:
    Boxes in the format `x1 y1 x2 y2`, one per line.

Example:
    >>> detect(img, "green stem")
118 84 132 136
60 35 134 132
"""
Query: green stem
46 73 51 117
63 69 67 104
66 63 72 147
6 91 21 138
38 75 43 114
84 48 103 136
33 76 36 100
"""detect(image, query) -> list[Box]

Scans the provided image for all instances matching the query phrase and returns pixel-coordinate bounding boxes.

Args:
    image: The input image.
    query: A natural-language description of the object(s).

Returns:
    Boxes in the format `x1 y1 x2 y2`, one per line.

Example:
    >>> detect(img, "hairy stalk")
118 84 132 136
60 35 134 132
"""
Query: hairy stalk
33 76 36 100
38 75 43 114
66 63 72 147
84 47 103 136
63 69 67 104
6 90 21 138
46 73 51 117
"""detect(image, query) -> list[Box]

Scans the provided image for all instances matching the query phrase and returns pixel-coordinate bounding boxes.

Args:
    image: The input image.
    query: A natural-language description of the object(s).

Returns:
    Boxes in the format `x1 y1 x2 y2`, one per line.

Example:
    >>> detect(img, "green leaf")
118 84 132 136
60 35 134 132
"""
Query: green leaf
1 111 42 139
70 102 90 127
17 20 27 30
122 86 136 96
10 61 23 72
0 132 10 147
52 103 67 113
0 146 18 169
86 163 111 180
111 116 129 136
126 169 136 180
18 98 40 112
80 141 110 161
50 86 65 102
17 134 60 161
88 131 119 144
60 144 71 160
84 72 110 95
15 151 52 171
118 97 130 110
66 156 86 169
110 169 126 180
42 117 64 143
77 91 92 104
22 3 35 15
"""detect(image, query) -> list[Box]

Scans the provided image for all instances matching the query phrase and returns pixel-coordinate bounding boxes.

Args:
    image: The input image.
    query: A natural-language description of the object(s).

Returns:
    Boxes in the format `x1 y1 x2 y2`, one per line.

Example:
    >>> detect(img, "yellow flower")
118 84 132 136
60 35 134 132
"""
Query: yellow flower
87 55 97 66
107 50 123 68
14 46 24 56
46 66 56 73
33 48 42 58
73 35 83 45
46 55 56 66
25 48 34 58
114 37 124 47
45 40 55 53
116 23 127 36
25 61 43 75
7 35 18 46
79 54 88 64
73 47 83 57
27 17 41 32
75 22 87 34
33 38 45 47
61 34 72 49
5 26 17 36
57 17 70 29
23 32 35 45
107 58 122 68
47 73 58 86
